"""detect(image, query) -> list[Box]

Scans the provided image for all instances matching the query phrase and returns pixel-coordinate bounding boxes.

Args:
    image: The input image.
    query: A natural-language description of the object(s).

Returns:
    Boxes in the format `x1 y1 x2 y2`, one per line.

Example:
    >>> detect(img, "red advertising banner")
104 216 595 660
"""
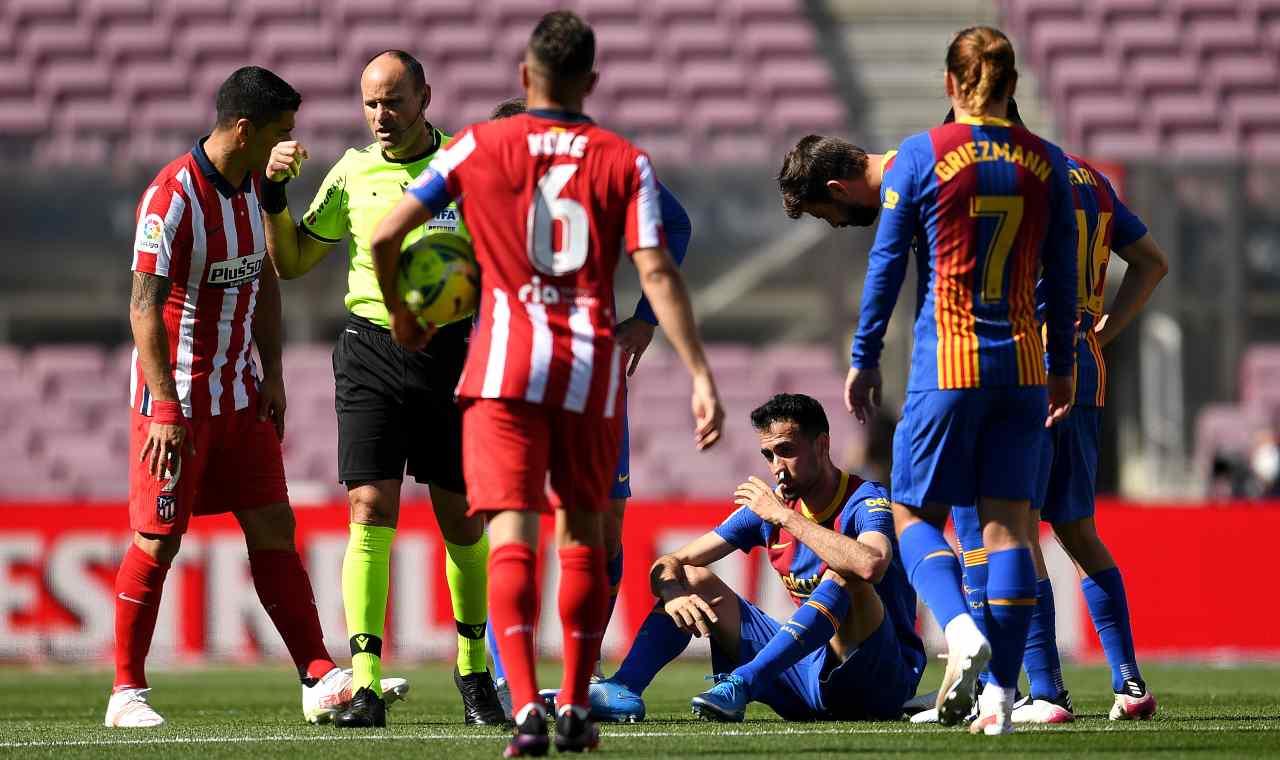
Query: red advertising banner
0 499 1276 664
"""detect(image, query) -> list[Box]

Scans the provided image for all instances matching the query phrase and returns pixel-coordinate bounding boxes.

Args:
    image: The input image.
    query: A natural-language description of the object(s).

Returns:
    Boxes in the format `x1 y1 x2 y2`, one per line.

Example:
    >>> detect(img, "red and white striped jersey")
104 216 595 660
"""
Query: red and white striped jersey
406 110 665 418
129 139 268 418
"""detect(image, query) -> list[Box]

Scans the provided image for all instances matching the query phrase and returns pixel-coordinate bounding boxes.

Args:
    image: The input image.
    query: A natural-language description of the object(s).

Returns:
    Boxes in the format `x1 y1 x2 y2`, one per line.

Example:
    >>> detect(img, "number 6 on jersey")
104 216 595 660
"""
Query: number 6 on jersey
528 164 589 276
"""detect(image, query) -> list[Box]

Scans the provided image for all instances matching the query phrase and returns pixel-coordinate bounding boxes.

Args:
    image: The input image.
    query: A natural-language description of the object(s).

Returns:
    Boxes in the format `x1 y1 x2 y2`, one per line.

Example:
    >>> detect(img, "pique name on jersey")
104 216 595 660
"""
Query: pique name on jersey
206 251 265 288
528 131 589 158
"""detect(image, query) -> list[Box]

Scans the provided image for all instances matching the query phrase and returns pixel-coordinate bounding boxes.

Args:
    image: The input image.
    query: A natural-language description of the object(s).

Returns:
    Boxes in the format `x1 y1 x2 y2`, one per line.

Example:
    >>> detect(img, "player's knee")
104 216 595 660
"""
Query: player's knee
135 532 181 564
238 502 297 551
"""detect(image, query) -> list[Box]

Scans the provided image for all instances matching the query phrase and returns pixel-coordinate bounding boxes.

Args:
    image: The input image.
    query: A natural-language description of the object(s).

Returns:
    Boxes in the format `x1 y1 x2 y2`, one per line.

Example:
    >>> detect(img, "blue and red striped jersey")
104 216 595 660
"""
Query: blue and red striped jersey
1052 155 1147 406
851 116 1077 390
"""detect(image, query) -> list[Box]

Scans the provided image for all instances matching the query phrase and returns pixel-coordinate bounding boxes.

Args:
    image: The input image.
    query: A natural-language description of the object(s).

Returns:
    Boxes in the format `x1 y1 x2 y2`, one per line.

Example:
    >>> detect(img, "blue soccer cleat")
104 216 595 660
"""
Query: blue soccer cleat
690 674 748 722
587 678 646 723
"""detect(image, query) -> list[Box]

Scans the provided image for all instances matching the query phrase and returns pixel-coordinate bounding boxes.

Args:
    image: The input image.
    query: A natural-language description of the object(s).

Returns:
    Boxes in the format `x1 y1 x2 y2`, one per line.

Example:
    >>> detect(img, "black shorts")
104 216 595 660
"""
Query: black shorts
333 313 470 492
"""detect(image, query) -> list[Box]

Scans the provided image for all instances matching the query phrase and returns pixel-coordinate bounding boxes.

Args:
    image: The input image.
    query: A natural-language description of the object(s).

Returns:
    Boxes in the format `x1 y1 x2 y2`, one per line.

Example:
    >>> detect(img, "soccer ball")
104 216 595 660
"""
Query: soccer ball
397 232 479 327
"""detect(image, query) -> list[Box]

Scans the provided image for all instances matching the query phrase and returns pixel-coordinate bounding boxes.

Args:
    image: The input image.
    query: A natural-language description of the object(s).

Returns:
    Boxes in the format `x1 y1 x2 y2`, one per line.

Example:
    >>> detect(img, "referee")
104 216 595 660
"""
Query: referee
262 50 504 728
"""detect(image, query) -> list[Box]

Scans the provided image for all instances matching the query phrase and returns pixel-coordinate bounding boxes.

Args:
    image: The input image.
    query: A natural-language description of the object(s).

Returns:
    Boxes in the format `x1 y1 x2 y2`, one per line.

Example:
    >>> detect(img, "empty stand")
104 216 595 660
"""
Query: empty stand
1004 0 1280 157
0 0 845 167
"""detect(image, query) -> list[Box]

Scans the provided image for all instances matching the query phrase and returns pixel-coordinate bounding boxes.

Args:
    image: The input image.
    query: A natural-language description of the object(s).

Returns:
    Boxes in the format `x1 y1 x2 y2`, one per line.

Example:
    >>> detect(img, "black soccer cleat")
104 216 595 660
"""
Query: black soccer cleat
454 666 511 727
504 703 551 758
335 686 386 728
553 705 599 754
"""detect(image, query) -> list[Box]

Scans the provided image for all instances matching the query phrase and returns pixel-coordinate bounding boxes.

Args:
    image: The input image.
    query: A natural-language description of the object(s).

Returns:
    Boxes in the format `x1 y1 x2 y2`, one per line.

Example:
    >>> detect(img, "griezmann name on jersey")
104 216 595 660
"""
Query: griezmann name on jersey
407 111 665 418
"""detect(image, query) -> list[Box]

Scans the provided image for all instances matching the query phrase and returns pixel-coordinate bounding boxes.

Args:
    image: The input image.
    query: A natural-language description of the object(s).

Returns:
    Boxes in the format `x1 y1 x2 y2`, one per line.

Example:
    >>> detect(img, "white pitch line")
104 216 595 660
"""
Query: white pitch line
1 724 1278 749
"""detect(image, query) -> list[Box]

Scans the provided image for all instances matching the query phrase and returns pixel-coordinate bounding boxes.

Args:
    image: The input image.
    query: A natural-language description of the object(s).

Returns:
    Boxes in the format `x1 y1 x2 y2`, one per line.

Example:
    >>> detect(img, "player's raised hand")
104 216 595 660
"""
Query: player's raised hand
845 366 881 424
690 373 724 450
735 476 789 525
389 303 436 352
257 373 287 441
1046 373 1075 428
614 317 656 376
266 140 308 182
662 593 722 638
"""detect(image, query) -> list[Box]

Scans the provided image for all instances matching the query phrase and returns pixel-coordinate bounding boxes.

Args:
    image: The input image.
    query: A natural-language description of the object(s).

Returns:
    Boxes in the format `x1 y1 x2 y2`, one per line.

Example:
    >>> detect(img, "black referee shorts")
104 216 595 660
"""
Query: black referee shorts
333 313 470 493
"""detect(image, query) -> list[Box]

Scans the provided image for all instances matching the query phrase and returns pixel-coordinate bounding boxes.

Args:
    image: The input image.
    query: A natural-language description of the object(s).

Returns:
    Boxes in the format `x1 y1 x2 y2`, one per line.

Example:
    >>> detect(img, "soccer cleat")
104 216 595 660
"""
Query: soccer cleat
554 704 600 754
901 689 940 718
505 702 551 758
495 678 514 722
690 674 748 723
587 677 646 723
303 667 409 724
968 684 1015 736
1110 679 1157 721
1012 690 1075 724
104 688 165 728
454 666 510 726
335 686 386 728
935 621 991 727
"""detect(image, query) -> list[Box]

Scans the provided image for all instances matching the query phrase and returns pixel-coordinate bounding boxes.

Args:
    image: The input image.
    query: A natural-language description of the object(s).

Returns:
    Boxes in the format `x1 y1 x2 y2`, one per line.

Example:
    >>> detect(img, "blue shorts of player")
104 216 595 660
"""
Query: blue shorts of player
1039 406 1102 524
610 412 631 500
893 386 1048 508
712 595 920 721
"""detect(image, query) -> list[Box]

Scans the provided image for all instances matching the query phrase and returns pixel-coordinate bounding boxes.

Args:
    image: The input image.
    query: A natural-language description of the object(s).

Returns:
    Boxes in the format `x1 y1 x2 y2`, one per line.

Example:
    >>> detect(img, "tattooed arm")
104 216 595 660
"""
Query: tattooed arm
129 271 190 477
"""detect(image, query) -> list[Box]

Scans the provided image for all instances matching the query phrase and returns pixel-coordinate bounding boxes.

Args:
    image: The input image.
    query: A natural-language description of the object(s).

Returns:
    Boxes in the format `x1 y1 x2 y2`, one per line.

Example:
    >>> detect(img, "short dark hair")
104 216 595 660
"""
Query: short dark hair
750 394 830 440
367 49 427 94
528 11 595 80
491 97 528 120
777 135 869 219
215 66 301 129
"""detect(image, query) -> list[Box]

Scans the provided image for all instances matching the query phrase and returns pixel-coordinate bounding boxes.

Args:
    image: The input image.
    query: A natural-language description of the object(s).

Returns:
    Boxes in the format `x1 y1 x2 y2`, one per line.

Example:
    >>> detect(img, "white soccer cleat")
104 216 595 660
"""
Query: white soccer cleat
909 706 940 724
1012 692 1074 724
969 683 1015 736
935 616 991 727
303 667 411 724
1109 688 1157 721
104 687 166 728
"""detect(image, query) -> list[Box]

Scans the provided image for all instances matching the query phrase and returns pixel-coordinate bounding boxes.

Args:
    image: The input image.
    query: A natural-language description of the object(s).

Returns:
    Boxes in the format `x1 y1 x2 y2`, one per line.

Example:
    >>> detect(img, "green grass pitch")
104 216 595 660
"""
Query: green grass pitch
5 662 1278 758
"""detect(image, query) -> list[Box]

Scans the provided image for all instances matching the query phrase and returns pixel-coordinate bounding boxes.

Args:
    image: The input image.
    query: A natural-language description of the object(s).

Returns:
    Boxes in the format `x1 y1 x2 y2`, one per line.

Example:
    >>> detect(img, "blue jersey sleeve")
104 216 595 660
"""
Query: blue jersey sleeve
714 506 767 553
851 141 919 369
404 167 456 219
633 182 692 325
1103 177 1148 250
1041 148 1079 378
841 482 894 539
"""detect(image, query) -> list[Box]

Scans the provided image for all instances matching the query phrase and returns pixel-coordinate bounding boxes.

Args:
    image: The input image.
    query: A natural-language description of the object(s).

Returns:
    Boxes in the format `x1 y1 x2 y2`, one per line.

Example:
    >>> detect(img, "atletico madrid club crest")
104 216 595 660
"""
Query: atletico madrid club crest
156 495 177 524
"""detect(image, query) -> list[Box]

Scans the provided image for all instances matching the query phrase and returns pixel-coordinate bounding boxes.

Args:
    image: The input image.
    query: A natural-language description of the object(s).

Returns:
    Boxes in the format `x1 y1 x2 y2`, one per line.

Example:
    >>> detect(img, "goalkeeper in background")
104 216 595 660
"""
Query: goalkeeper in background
261 49 505 728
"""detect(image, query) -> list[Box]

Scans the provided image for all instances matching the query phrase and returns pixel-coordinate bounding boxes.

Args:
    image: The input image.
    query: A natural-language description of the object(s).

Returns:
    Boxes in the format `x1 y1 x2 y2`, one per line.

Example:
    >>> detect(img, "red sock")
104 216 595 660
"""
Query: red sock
558 545 607 709
489 542 540 712
113 543 170 691
248 550 335 681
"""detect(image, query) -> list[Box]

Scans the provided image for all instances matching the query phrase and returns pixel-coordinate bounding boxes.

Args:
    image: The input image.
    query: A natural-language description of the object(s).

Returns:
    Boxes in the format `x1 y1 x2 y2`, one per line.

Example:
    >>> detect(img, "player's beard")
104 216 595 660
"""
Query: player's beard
843 203 880 227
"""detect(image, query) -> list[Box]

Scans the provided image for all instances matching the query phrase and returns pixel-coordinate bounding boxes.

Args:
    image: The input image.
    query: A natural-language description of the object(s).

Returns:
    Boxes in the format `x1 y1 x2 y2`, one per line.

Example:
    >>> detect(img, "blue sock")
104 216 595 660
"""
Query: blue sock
899 522 969 629
731 579 850 700
613 608 692 694
952 506 990 687
605 548 625 629
1082 567 1142 692
984 547 1038 689
1024 578 1065 699
487 621 506 681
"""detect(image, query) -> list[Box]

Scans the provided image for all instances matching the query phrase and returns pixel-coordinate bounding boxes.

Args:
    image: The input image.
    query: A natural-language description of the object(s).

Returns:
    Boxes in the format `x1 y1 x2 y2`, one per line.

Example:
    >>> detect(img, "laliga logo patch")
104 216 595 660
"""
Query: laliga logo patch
137 213 165 253
156 494 177 524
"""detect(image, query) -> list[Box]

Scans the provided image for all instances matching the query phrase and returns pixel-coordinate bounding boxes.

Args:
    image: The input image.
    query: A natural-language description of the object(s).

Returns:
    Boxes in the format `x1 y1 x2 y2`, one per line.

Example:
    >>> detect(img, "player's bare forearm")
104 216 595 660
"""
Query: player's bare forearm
779 512 890 584
252 261 284 379
129 271 178 402
1096 233 1169 348
633 248 710 379
371 195 433 312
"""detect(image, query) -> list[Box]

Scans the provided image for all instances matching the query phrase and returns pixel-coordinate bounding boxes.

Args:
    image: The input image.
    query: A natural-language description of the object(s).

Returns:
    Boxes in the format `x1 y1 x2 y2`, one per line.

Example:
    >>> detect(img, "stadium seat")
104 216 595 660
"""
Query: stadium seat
1129 55 1200 97
755 59 836 99
0 61 33 98
597 62 670 101
1150 92 1222 136
593 23 659 64
63 99 131 135
576 0 647 26
741 21 815 60
238 0 314 27
1209 55 1280 96
770 96 846 135
257 24 339 66
176 23 252 63
22 24 95 66
1092 0 1164 24
1187 19 1261 58
1229 94 1280 135
652 0 719 25
96 24 173 63
727 0 808 27
614 99 683 132
1239 344 1280 406
663 23 734 62
1110 18 1183 59
162 0 233 24
678 60 747 100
